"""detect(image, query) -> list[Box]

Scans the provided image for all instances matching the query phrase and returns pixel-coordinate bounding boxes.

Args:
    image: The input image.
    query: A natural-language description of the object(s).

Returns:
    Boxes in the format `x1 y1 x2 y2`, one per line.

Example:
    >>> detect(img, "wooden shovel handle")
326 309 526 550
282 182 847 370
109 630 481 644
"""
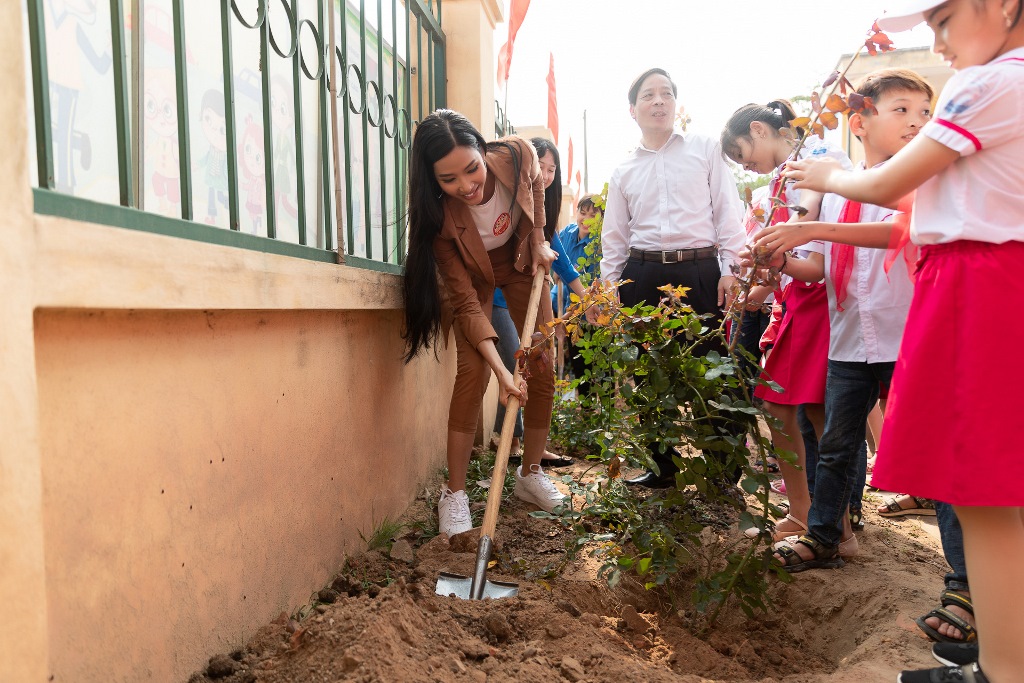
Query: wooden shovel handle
481 268 548 539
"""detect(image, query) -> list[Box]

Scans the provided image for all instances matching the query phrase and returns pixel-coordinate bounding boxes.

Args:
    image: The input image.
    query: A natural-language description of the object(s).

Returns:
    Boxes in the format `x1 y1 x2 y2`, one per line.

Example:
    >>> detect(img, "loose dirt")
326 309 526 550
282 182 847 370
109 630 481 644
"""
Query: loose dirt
188 453 952 683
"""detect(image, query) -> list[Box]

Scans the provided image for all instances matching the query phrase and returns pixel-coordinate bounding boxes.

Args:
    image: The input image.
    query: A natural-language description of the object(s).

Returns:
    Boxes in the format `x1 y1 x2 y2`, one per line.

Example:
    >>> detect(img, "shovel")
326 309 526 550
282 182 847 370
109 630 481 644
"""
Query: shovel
435 267 549 600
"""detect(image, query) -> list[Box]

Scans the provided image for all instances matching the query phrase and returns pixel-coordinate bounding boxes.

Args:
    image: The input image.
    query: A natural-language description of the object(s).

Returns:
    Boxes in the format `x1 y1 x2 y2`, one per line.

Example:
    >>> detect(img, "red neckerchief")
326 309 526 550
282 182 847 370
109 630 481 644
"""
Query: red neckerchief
830 199 862 312
768 173 791 225
884 192 919 282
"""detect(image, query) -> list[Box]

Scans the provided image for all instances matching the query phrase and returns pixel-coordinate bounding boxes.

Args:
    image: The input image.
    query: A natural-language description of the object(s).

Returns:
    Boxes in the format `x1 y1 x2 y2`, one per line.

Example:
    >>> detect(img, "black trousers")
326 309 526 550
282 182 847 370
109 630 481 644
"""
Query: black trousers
619 255 743 483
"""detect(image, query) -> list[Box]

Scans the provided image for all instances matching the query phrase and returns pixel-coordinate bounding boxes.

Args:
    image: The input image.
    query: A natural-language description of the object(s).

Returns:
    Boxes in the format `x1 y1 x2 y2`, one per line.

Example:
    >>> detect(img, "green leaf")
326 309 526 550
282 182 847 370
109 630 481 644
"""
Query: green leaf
740 476 761 494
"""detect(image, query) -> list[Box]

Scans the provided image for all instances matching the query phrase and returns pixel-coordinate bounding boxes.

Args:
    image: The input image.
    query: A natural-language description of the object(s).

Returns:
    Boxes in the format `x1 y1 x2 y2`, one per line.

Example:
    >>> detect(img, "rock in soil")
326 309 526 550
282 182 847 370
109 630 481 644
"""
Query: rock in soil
206 654 237 679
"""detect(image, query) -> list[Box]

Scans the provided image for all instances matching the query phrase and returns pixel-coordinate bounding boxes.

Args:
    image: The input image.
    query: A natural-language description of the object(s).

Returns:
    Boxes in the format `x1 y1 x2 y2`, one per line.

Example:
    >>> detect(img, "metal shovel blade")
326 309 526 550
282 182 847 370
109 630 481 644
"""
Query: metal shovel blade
434 571 519 600
435 535 519 600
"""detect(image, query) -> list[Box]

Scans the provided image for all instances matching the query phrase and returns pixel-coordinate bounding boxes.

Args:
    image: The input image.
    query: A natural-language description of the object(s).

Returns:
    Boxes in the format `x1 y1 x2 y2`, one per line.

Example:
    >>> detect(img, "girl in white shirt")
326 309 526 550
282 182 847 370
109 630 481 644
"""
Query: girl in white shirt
722 99 852 543
785 2 1024 680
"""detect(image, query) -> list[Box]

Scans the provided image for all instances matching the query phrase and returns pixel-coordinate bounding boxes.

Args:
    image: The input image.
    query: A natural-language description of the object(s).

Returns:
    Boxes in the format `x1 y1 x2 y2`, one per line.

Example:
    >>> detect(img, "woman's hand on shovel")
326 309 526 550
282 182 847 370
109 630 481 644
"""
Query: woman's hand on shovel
531 240 557 276
497 368 527 407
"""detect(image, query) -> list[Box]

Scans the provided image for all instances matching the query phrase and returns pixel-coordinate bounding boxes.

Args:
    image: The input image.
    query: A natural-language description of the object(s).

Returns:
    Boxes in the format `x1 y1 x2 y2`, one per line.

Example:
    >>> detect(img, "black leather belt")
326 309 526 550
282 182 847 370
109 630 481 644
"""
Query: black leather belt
628 246 719 264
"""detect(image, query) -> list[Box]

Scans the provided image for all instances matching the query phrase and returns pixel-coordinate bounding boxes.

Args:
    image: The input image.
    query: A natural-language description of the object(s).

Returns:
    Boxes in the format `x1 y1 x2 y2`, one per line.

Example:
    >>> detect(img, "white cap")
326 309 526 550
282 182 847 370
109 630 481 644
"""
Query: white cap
877 0 944 32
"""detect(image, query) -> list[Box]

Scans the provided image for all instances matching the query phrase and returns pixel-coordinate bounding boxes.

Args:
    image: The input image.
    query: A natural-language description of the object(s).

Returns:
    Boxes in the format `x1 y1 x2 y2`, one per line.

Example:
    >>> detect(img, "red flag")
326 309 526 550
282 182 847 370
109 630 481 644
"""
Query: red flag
566 137 574 182
546 53 559 144
574 169 582 206
496 0 531 88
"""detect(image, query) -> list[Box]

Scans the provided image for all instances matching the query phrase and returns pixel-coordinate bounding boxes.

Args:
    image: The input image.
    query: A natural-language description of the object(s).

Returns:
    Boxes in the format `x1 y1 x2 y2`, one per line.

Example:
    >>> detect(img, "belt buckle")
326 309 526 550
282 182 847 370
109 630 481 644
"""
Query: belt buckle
662 250 678 264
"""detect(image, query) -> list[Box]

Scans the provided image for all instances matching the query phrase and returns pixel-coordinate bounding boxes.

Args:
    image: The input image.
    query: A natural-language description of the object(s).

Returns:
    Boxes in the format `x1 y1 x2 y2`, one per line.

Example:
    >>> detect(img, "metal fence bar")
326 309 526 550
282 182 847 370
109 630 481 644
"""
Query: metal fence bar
395 0 405 264
376 0 388 263
433 31 445 109
259 12 277 238
340 2 356 255
415 12 423 123
292 14 308 246
109 0 134 207
220 2 243 230
24 0 54 189
316 0 332 251
359 0 372 260
131 0 143 207
171 0 193 220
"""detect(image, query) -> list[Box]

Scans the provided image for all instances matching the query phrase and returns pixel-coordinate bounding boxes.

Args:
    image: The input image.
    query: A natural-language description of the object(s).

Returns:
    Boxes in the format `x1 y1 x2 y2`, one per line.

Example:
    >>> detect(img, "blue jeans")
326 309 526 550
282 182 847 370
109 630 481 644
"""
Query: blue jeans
491 305 524 438
798 405 818 495
935 501 969 592
807 360 893 546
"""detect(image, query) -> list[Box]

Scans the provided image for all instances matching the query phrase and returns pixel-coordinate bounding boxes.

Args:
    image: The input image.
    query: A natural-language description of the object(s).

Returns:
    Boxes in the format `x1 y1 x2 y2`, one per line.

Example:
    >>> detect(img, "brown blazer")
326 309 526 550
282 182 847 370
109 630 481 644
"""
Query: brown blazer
434 136 546 349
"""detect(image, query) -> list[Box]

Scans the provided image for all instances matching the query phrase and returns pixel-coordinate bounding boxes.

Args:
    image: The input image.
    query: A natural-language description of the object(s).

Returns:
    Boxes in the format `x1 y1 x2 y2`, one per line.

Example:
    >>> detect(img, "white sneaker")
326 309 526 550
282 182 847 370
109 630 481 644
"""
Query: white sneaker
514 464 568 512
438 487 472 537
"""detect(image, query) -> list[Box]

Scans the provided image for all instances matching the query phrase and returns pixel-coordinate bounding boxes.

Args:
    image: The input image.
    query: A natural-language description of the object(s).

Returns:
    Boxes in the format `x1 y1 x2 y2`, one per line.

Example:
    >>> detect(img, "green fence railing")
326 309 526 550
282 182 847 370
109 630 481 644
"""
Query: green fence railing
24 0 445 273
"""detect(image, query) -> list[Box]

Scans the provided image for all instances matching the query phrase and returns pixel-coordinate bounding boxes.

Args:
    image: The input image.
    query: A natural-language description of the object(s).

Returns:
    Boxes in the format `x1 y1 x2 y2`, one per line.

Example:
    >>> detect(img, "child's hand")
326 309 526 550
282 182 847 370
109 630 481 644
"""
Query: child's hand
739 245 783 269
754 222 818 256
784 157 842 192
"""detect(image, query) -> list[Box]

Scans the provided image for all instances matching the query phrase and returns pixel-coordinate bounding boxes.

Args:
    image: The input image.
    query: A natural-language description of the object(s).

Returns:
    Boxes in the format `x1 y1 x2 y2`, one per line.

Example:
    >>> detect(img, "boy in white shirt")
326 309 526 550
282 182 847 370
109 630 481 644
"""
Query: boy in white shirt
747 69 934 571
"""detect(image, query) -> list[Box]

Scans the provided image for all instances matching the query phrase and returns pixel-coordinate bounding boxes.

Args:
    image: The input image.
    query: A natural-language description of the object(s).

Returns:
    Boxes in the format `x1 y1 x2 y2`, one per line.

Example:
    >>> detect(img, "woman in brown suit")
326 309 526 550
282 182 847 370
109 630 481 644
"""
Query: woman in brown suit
402 109 564 537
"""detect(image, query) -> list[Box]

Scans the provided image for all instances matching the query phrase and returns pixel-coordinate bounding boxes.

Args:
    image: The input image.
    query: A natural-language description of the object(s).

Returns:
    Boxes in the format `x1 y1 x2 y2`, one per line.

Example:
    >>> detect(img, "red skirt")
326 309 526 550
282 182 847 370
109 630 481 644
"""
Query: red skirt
873 240 1024 506
754 280 829 405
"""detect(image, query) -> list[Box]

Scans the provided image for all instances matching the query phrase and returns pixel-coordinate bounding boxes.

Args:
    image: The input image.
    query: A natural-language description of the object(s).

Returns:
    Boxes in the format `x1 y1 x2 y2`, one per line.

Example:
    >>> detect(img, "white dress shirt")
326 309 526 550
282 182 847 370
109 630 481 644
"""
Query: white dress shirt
808 190 912 363
913 46 1024 245
600 132 745 281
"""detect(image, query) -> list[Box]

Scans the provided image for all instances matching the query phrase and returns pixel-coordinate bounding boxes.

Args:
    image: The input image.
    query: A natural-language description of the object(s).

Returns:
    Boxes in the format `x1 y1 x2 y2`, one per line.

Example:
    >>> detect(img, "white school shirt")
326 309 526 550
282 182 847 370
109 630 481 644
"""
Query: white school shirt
600 131 745 281
807 189 911 363
468 180 522 251
912 46 1024 245
746 136 852 290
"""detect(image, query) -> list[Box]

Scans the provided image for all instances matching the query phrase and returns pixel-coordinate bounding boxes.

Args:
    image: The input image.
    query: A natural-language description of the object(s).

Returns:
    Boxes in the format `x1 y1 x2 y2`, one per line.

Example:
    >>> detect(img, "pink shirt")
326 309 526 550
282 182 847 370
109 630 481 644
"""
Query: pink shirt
913 47 1024 245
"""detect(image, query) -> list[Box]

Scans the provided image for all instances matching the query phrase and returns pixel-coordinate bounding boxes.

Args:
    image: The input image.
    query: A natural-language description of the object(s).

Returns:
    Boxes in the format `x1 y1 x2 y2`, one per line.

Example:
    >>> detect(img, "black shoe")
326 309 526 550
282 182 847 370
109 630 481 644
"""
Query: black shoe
932 642 979 667
898 663 989 683
624 470 675 489
540 455 575 468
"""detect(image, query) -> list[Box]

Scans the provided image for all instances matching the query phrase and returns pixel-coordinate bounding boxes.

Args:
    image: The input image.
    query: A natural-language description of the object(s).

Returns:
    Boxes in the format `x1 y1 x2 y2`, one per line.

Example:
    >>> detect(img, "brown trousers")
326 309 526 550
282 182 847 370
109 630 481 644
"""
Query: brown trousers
448 245 554 434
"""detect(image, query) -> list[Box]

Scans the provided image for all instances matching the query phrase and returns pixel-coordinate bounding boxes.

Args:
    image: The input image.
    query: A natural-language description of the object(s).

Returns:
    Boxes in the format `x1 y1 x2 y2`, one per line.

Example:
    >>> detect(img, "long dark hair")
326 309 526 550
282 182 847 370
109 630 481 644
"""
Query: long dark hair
720 99 800 161
403 109 534 363
530 137 562 241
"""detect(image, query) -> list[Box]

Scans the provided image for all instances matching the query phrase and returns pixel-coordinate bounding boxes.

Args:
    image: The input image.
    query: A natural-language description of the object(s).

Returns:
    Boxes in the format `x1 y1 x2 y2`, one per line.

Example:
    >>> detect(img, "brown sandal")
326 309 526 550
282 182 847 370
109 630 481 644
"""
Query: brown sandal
772 535 845 573
878 494 936 517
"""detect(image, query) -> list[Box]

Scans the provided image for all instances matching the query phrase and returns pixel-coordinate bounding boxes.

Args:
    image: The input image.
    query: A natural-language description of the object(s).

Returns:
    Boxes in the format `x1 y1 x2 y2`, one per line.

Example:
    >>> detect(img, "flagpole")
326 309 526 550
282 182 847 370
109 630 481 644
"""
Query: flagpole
583 109 589 193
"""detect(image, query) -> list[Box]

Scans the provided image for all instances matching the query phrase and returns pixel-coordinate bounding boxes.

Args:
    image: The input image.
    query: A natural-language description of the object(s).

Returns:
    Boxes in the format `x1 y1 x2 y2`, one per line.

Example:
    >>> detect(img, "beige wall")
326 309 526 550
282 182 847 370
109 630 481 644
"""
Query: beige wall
0 0 508 679
0 0 49 680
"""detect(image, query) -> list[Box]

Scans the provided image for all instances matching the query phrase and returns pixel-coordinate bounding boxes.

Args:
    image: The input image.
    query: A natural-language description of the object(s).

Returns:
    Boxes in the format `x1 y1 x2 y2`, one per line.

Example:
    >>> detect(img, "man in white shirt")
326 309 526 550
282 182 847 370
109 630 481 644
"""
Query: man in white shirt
600 68 745 488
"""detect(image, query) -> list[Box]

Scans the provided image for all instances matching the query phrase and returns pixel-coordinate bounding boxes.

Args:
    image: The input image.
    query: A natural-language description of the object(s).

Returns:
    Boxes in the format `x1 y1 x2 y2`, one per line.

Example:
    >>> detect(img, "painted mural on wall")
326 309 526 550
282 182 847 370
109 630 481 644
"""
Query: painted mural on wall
28 0 411 255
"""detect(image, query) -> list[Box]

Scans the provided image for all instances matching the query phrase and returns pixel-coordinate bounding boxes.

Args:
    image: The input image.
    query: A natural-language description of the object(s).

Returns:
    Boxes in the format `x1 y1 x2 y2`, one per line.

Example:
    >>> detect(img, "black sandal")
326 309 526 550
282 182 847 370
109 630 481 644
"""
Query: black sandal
915 590 977 644
772 534 845 573
898 662 989 683
849 504 865 531
754 457 780 474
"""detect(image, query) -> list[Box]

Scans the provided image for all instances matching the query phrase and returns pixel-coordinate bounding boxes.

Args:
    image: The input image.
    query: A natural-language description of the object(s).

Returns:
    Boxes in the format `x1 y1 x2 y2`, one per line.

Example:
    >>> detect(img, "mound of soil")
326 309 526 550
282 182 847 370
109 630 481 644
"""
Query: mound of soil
189 458 951 682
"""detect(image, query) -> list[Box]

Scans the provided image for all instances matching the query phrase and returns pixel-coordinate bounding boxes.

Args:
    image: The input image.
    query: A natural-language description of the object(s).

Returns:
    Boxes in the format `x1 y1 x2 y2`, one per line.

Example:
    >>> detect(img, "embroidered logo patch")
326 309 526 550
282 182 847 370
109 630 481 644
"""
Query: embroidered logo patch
493 211 511 236
944 80 987 116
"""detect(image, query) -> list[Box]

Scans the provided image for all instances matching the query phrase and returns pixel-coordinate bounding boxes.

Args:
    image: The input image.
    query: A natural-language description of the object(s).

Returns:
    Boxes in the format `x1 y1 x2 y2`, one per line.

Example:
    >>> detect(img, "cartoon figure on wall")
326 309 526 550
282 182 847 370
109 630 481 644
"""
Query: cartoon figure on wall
197 89 228 226
145 67 181 215
271 75 298 228
44 0 112 194
239 115 265 235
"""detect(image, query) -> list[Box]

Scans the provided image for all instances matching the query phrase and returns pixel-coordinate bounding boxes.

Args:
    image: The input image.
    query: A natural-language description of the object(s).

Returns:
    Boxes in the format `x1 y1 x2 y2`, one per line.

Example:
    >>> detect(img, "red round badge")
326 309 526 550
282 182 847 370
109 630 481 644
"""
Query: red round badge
493 211 511 236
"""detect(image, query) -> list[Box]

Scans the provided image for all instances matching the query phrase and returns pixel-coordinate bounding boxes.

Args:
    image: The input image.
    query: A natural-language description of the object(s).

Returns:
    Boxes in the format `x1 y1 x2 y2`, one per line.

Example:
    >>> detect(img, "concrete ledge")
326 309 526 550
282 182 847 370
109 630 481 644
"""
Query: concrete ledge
34 214 404 312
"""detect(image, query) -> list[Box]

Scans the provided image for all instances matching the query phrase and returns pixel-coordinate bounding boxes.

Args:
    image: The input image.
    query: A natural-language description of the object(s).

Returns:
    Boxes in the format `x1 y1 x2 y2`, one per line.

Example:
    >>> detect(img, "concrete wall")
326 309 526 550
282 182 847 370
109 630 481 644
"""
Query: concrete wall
0 0 507 679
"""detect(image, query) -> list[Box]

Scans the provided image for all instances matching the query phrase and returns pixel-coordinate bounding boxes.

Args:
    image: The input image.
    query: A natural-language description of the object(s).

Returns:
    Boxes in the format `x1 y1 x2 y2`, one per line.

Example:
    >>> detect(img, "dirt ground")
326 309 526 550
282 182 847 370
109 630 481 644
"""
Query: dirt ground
188 453 952 683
